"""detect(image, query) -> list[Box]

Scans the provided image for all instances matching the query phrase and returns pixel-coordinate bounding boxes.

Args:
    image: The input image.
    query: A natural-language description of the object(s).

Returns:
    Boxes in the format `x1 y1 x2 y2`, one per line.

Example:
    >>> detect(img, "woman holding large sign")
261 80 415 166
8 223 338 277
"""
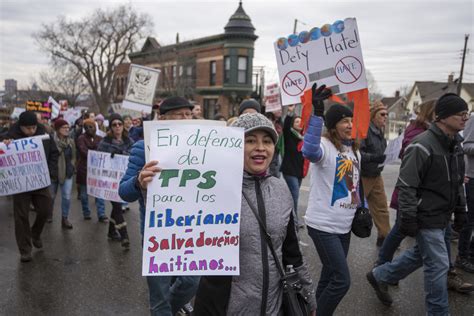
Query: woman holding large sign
193 113 316 315
97 113 134 248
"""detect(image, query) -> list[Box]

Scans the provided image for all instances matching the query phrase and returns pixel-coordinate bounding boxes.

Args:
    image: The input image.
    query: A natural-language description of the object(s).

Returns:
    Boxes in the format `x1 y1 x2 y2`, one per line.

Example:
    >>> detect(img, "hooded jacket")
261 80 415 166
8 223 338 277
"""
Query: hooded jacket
2 123 59 181
193 173 316 315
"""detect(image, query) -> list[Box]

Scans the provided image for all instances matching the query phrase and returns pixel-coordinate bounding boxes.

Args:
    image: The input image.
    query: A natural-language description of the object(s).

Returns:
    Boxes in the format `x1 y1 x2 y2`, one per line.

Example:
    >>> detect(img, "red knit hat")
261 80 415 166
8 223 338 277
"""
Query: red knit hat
54 119 69 130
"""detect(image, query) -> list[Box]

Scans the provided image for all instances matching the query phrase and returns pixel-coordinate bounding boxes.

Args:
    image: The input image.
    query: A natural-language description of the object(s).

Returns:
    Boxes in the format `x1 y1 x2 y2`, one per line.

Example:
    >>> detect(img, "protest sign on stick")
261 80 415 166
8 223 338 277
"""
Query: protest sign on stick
86 150 128 202
26 101 51 119
122 64 161 113
274 18 367 105
0 136 51 196
382 134 403 166
143 123 244 276
264 83 282 113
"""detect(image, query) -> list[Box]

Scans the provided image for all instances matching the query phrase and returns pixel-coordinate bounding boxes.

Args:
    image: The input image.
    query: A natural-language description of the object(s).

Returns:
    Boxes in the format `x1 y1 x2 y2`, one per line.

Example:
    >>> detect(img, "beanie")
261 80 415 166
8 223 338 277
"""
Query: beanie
239 99 261 115
18 111 38 126
370 101 387 120
108 113 124 124
54 119 69 130
159 96 194 115
83 118 96 128
95 114 104 122
435 93 468 120
325 104 353 129
231 112 278 144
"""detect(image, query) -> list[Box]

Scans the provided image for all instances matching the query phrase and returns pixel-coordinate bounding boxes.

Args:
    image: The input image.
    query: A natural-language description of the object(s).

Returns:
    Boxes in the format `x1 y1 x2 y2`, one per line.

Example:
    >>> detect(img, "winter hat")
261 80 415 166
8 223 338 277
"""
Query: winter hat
435 93 468 120
231 112 278 144
324 104 353 129
18 111 38 126
83 118 96 128
239 99 261 115
108 113 124 124
370 101 387 120
54 119 69 130
95 114 104 122
159 96 194 115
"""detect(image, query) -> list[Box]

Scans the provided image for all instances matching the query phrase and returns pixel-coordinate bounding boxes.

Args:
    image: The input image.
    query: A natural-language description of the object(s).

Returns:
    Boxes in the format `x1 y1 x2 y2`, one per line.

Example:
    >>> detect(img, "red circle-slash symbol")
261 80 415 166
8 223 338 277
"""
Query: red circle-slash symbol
335 56 363 84
282 70 308 96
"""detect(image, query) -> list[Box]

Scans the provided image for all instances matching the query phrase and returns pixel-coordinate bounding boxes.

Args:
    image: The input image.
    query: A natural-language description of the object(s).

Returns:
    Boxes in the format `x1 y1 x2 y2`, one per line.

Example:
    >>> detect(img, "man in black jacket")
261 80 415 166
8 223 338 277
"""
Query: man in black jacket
367 94 469 315
1 111 59 262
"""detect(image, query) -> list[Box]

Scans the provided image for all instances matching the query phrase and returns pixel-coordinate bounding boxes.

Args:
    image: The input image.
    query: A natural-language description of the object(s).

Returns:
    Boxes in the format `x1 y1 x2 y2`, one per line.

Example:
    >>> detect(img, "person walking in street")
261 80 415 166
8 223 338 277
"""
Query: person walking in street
119 96 200 316
376 99 474 293
97 113 133 248
50 118 75 229
360 101 391 247
367 93 469 315
302 84 361 315
1 111 59 262
76 118 108 222
193 113 316 315
280 104 306 228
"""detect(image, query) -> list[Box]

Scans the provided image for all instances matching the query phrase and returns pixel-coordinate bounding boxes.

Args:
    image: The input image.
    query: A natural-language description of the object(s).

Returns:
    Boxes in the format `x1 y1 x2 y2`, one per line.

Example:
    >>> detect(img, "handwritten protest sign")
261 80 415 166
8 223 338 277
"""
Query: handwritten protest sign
382 134 403 166
122 64 161 113
111 102 142 119
265 83 282 113
26 100 51 119
143 124 244 276
11 107 25 118
62 108 82 126
0 136 51 196
274 18 367 105
86 150 128 202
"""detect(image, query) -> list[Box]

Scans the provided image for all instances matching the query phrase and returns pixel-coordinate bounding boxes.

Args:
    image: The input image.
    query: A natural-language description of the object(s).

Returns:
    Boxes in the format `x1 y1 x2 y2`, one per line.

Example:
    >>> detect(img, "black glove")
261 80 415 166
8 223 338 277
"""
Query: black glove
371 154 386 164
311 83 332 117
399 219 418 237
453 212 468 232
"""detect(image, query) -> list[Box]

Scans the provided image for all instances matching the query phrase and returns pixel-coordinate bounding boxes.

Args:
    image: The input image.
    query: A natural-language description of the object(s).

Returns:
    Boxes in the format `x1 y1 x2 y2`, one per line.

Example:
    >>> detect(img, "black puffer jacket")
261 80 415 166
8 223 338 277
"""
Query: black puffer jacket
396 123 466 229
97 135 133 156
1 123 59 180
280 114 304 178
360 122 387 177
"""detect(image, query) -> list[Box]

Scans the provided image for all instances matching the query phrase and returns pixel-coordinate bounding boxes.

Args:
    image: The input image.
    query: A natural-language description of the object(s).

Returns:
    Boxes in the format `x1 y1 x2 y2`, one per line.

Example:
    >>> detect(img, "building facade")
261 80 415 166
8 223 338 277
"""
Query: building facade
113 2 258 119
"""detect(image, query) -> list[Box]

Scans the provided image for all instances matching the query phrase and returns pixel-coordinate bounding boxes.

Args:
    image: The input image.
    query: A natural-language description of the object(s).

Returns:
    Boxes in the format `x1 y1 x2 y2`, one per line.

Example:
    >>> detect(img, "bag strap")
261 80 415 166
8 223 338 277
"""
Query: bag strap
352 149 365 208
242 190 286 278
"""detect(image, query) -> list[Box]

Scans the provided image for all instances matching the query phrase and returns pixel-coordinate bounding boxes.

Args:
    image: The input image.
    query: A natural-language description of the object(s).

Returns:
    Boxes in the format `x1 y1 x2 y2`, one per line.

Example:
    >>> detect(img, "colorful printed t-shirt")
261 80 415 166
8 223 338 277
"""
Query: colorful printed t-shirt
304 137 361 234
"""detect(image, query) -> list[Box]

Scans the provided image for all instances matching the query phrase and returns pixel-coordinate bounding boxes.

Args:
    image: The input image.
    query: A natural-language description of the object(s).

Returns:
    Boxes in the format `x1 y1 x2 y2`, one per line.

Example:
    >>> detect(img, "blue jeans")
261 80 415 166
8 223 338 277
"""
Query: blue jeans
79 184 105 218
308 227 351 316
283 174 302 222
146 275 200 316
373 228 449 315
459 178 474 259
50 178 73 218
377 222 406 265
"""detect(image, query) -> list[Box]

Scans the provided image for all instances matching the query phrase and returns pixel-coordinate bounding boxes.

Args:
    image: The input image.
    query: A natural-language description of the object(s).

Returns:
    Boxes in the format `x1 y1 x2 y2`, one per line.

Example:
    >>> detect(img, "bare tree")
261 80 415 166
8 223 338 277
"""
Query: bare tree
366 69 384 102
34 5 153 114
39 65 89 105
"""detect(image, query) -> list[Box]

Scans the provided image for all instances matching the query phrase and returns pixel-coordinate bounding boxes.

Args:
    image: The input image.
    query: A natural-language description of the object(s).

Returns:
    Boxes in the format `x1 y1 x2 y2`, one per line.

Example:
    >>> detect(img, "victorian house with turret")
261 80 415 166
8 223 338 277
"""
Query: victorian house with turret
112 1 258 119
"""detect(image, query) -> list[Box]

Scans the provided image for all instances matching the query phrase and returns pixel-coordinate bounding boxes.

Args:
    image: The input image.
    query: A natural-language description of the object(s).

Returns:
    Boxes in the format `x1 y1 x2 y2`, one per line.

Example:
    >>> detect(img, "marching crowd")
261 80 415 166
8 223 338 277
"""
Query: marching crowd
1 86 474 316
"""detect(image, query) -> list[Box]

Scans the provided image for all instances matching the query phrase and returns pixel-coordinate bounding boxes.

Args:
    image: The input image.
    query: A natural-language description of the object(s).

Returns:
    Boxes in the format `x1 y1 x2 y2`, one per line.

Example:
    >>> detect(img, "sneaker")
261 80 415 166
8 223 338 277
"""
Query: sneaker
455 257 474 273
366 270 393 306
99 216 109 223
121 238 130 249
107 231 121 241
61 217 73 229
32 238 43 249
448 270 474 293
83 215 92 220
20 253 32 262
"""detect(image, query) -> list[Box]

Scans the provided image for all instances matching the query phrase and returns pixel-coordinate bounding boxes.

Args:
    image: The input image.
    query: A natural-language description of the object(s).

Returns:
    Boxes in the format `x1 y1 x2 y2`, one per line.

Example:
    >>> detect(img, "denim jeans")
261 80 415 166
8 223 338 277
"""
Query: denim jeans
377 222 406 265
146 275 200 316
283 174 302 222
79 184 105 218
459 178 474 259
308 226 351 316
373 228 449 315
50 178 73 218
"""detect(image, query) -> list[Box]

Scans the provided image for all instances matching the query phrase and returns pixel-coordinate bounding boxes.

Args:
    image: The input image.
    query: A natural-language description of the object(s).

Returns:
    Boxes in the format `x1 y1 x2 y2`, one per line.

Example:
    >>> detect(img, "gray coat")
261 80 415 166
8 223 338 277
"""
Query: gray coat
194 172 316 315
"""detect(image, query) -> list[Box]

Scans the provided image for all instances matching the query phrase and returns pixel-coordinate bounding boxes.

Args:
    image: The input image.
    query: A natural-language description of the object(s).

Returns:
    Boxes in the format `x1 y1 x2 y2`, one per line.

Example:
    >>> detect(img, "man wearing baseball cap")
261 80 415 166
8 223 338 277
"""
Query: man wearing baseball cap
367 93 469 314
118 96 198 315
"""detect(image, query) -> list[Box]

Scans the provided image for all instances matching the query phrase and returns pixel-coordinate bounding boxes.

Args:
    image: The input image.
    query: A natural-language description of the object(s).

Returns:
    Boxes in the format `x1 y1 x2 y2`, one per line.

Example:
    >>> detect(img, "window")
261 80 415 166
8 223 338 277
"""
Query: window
237 56 247 84
224 56 230 83
203 98 218 119
186 66 193 77
172 65 177 82
210 61 216 86
179 65 183 77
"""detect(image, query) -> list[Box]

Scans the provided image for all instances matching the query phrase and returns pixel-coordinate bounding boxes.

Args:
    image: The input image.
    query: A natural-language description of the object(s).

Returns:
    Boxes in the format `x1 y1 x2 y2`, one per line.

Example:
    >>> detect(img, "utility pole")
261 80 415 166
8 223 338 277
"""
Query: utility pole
457 34 469 96
293 19 307 34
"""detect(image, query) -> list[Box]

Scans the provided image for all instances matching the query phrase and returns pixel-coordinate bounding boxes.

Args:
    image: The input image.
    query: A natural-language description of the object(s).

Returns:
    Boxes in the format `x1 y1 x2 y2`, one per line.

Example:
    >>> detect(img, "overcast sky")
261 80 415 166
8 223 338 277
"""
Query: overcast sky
0 0 473 97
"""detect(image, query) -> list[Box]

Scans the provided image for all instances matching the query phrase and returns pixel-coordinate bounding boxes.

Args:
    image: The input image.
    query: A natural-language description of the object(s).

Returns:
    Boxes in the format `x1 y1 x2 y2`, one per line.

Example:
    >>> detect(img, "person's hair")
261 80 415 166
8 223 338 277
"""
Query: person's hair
323 128 360 152
122 115 132 121
370 100 387 121
414 99 436 128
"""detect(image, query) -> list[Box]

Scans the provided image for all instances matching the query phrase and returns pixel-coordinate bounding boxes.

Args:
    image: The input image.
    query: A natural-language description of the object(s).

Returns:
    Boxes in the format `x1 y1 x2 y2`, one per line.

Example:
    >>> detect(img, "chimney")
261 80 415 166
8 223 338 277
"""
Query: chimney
176 32 180 44
395 90 400 98
448 73 454 84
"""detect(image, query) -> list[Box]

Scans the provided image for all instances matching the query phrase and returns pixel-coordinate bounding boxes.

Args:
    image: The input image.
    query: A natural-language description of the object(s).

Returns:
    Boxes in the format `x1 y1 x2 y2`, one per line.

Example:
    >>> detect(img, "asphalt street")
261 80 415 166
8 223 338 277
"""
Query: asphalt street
1 163 473 315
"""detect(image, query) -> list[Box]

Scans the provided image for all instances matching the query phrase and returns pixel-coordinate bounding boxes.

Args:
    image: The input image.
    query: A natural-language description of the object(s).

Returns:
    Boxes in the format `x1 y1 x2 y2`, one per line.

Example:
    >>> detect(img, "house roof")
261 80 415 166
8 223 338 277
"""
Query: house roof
415 81 458 101
381 97 400 108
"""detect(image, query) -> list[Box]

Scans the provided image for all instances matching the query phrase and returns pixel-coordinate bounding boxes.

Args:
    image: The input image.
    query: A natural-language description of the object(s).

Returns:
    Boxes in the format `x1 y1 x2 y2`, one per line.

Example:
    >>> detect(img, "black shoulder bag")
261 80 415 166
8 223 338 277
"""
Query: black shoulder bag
243 191 310 316
351 151 373 238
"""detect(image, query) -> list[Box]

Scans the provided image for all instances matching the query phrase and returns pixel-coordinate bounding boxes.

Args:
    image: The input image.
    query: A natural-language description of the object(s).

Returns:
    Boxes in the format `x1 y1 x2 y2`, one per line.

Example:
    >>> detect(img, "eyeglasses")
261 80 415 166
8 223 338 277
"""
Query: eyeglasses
454 112 469 119
112 122 123 127
379 112 388 117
